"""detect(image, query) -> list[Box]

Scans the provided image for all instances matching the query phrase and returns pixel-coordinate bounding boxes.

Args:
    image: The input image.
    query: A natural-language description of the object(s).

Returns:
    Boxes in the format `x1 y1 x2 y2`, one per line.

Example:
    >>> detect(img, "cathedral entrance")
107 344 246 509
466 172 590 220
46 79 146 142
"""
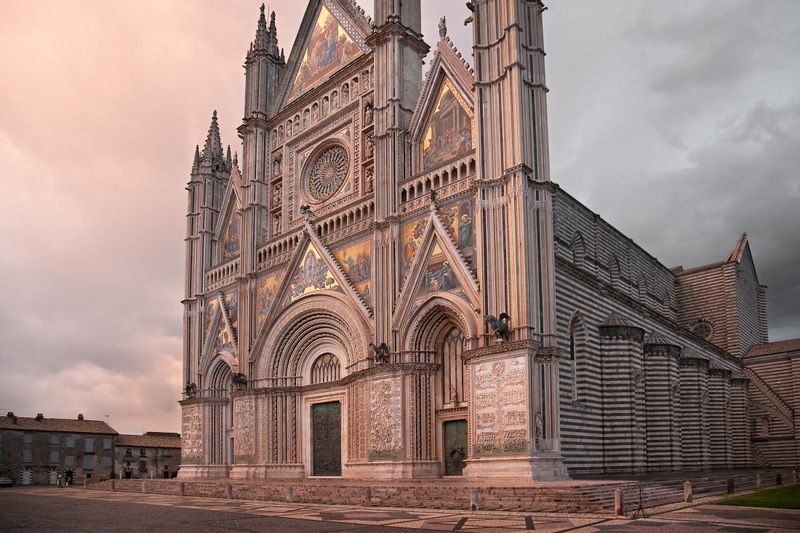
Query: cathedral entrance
311 401 341 476
443 420 467 475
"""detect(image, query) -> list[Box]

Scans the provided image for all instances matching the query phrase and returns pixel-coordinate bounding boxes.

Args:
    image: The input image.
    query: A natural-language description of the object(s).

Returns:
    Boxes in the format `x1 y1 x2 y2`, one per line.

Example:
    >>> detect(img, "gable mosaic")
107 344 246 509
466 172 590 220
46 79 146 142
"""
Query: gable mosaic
288 4 362 101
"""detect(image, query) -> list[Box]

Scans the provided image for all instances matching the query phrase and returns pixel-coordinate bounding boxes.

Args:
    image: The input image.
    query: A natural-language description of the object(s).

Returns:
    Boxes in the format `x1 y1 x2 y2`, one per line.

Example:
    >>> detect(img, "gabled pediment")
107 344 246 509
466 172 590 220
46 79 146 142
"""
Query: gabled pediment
395 206 480 328
214 182 242 263
250 222 373 351
273 0 371 112
202 292 238 360
410 38 475 174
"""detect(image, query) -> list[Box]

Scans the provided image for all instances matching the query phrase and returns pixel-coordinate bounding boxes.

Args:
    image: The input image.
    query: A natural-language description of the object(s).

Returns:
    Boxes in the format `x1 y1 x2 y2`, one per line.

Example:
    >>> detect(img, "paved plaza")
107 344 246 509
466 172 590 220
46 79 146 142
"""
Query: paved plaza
1 487 799 532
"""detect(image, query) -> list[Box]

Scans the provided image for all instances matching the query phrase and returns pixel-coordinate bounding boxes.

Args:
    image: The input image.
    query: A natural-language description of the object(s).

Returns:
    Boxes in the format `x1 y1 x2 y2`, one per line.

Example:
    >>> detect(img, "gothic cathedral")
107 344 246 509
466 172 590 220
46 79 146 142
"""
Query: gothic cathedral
180 0 785 480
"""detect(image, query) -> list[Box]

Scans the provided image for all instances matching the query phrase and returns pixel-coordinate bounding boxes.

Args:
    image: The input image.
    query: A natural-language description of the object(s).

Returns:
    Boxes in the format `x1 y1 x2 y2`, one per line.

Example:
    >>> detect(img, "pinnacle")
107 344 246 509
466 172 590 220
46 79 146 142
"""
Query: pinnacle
253 3 270 52
202 110 224 167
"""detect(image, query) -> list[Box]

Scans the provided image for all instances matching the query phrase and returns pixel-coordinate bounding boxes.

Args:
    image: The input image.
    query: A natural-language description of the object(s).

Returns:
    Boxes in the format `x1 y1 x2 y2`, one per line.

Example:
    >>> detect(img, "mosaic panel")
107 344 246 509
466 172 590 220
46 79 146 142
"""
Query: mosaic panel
334 239 371 307
288 4 362 101
286 244 339 303
421 81 473 172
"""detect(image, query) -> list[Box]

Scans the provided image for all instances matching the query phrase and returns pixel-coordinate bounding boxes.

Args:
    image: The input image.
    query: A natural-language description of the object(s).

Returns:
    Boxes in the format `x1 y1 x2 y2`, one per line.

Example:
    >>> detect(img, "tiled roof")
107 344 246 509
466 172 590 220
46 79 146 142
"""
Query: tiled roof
0 414 117 435
116 434 181 449
746 338 800 358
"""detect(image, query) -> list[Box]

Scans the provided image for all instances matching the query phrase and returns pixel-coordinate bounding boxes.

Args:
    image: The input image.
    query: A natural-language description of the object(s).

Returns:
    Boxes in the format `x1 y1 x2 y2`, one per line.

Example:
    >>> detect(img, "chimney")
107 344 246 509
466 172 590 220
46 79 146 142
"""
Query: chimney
77 414 84 420
35 413 44 421
6 412 17 424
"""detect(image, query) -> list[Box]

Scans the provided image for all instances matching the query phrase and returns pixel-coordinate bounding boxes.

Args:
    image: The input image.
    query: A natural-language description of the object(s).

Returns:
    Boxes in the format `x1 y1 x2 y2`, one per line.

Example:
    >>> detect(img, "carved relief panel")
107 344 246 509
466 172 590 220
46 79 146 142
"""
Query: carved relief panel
233 395 256 464
368 377 402 460
472 356 529 457
181 404 203 464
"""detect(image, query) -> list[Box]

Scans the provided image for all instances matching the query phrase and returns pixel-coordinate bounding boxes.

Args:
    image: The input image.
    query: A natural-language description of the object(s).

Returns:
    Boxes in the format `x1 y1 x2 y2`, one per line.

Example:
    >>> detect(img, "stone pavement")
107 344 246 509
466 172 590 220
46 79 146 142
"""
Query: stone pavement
1 487 799 532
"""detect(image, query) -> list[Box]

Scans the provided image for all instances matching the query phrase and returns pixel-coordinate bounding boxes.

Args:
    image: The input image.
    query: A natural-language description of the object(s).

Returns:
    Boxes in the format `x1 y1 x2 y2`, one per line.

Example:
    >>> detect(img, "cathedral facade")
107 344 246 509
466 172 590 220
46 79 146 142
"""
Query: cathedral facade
179 0 780 480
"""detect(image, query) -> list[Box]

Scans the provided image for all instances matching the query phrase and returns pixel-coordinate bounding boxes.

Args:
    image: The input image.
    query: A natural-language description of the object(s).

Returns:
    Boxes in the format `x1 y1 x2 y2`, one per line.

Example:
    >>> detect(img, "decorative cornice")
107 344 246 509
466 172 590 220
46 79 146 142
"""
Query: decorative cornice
462 339 539 363
644 332 682 358
599 313 645 343
679 356 710 369
708 367 732 379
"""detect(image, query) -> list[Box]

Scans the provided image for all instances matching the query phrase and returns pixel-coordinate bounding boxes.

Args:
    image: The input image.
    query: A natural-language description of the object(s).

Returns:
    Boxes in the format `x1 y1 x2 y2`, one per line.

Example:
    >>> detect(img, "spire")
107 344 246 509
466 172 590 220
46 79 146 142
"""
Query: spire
266 11 280 57
202 110 224 168
192 145 201 173
226 145 232 169
438 16 447 39
253 4 269 52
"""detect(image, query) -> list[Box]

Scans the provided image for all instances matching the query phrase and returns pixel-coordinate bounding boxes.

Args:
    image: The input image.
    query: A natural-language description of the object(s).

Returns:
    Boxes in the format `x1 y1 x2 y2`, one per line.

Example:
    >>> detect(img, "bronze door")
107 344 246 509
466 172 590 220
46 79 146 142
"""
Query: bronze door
312 401 342 476
443 419 467 475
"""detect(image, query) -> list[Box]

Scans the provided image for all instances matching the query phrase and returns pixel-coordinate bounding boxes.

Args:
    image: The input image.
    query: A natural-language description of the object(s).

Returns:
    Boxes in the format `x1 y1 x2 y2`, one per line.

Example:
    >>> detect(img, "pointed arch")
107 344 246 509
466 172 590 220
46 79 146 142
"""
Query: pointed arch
609 255 622 290
252 292 370 383
401 292 478 354
571 232 586 268
569 312 588 403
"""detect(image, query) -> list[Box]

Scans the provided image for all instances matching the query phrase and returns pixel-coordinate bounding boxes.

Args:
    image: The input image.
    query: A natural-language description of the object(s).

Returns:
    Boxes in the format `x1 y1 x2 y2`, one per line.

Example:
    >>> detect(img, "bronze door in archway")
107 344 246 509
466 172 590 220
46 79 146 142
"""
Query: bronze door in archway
312 401 342 476
443 419 467 475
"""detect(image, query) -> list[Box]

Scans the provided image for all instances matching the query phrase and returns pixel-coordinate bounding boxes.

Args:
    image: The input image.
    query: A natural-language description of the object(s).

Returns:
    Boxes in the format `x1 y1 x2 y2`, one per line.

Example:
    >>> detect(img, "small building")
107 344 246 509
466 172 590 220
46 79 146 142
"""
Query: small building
115 432 181 479
0 412 117 485
745 339 800 467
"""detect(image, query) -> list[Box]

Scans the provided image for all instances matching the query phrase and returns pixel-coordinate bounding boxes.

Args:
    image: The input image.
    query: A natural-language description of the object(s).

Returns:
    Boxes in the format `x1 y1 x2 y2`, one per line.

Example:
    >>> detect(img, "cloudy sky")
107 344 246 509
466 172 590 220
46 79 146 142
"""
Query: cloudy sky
1 1 798 434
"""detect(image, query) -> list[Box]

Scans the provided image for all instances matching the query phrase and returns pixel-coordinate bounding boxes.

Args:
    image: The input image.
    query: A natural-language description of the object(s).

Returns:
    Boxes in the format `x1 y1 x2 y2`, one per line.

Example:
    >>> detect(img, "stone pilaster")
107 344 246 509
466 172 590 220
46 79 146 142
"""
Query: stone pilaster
599 314 646 474
708 368 733 468
369 0 429 347
729 377 751 467
643 333 682 472
679 356 710 470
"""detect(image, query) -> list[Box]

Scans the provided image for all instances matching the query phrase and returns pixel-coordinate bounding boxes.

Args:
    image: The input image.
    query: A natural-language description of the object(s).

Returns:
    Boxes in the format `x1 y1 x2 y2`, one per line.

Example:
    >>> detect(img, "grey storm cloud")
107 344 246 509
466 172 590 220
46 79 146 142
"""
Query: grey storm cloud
0 0 797 433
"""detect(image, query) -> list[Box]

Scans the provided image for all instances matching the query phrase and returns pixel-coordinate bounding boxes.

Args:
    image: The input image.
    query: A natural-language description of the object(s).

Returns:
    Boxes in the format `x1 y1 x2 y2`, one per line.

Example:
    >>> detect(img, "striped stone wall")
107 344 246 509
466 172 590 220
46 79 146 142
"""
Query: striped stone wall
679 357 710 470
708 368 732 468
643 340 682 472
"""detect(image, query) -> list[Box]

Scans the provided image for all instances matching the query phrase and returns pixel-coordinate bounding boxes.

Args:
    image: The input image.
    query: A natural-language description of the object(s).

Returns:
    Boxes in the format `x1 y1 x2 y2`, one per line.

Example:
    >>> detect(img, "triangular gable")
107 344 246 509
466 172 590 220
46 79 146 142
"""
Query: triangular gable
215 183 242 263
284 241 340 304
250 224 373 350
202 293 237 361
255 268 285 331
410 38 475 173
275 0 370 110
395 207 480 328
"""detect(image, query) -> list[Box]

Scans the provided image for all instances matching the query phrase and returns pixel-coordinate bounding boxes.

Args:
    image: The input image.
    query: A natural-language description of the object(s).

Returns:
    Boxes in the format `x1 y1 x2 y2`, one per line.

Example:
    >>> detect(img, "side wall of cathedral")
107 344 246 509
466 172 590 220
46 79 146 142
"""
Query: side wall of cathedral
552 190 752 475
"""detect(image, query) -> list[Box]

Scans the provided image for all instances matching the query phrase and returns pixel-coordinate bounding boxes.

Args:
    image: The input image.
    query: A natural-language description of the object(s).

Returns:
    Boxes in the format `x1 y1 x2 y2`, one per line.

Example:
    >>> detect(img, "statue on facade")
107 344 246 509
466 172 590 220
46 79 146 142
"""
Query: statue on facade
370 342 390 364
484 313 511 342
232 373 247 388
183 382 197 399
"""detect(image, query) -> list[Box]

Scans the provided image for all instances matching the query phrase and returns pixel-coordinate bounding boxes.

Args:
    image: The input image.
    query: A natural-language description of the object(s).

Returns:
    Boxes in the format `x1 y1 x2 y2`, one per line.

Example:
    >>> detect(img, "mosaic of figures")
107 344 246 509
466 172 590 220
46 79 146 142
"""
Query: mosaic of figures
288 5 362 101
204 298 219 339
402 200 475 278
421 81 473 172
333 239 371 307
402 217 427 274
223 291 239 335
441 201 475 262
256 270 284 328
221 212 241 261
286 244 339 304
411 240 469 312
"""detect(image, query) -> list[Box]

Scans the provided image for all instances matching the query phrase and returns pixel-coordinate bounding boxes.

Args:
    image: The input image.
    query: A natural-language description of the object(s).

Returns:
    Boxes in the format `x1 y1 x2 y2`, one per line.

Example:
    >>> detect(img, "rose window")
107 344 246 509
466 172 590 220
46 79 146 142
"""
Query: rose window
306 144 348 202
